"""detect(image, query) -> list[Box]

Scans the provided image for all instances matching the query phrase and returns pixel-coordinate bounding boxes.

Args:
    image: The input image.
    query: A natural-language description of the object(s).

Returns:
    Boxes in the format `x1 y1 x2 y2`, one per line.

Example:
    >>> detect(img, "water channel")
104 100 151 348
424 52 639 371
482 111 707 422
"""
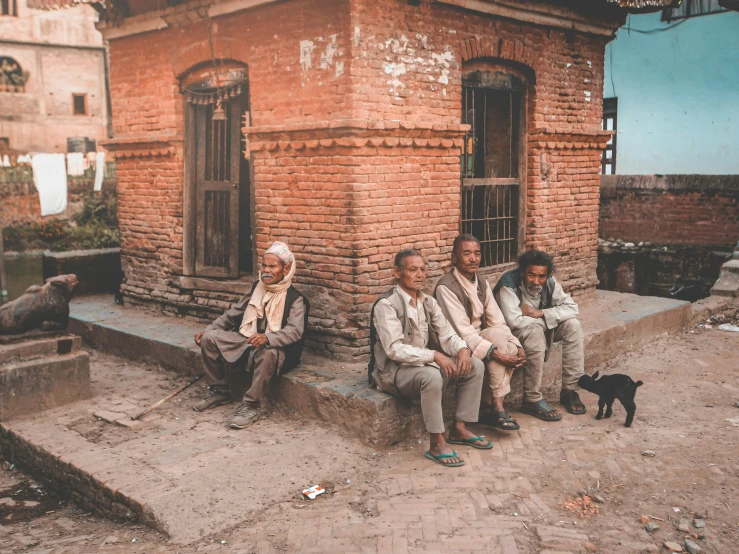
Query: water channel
0 253 44 305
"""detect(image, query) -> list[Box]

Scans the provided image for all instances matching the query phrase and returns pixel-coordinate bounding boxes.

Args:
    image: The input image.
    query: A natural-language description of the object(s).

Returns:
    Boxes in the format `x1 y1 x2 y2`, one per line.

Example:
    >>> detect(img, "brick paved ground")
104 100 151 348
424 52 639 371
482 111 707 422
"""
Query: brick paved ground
1 313 738 553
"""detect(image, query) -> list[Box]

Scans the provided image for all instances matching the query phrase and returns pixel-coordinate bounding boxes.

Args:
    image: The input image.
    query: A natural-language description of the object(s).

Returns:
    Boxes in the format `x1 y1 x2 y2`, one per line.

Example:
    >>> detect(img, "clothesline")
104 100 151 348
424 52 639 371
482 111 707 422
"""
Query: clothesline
1 152 108 217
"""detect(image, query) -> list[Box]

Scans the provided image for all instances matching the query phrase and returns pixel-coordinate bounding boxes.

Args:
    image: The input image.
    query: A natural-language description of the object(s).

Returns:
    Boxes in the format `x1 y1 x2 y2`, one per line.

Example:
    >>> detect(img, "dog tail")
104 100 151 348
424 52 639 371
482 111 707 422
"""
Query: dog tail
635 380 643 387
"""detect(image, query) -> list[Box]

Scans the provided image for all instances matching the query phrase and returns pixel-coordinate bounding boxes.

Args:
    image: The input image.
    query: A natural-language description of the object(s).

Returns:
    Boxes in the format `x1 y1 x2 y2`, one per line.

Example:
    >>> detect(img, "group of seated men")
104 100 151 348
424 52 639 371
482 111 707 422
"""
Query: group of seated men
193 236 587 467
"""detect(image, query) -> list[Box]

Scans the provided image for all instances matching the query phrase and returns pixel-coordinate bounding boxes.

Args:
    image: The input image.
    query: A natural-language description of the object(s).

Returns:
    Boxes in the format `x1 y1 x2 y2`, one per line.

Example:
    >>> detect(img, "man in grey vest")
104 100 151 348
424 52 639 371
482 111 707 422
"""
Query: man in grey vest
494 250 586 421
369 249 489 468
193 242 309 430
435 234 526 431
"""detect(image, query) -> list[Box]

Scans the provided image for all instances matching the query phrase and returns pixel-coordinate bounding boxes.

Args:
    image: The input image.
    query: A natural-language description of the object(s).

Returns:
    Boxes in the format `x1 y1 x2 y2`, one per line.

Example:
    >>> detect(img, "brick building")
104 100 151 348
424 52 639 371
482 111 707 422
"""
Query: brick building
0 0 109 153
84 0 671 359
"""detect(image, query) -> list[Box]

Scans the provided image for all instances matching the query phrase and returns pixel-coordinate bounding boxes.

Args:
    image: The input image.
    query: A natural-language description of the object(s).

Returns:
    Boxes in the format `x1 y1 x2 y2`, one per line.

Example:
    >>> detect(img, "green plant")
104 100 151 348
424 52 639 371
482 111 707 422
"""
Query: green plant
33 219 66 241
74 193 118 227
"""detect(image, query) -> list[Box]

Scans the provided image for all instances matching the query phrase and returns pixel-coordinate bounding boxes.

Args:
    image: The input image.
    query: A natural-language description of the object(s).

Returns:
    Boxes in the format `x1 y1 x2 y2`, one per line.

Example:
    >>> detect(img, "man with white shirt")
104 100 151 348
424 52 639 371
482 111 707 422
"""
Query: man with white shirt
434 235 526 431
369 249 489 468
493 250 586 421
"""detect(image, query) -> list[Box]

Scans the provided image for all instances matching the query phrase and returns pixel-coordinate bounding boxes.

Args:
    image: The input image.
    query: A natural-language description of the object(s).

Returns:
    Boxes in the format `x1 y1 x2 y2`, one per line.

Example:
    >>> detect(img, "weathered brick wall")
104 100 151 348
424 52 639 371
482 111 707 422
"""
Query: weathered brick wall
108 0 614 358
600 175 739 248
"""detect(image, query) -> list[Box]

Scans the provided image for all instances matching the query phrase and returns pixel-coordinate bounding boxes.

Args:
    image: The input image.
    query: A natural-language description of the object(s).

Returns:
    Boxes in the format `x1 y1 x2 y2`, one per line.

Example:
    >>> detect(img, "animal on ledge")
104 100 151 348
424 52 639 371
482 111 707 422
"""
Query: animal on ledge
0 274 78 336
578 371 643 427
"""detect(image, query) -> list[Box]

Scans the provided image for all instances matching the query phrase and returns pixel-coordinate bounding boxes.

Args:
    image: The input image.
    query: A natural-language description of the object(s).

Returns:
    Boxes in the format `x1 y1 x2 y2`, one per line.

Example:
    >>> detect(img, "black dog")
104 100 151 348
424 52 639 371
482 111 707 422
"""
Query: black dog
577 371 643 427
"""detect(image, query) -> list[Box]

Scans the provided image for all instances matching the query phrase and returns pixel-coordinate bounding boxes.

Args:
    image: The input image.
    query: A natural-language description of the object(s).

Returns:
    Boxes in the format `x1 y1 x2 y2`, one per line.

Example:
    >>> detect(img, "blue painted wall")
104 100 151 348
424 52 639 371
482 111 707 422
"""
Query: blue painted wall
604 11 739 175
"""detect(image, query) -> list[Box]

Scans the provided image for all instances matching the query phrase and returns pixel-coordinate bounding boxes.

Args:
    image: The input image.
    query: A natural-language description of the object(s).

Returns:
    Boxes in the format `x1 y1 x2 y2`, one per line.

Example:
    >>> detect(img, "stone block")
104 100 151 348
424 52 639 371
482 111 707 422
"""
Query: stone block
711 259 739 297
0 346 91 422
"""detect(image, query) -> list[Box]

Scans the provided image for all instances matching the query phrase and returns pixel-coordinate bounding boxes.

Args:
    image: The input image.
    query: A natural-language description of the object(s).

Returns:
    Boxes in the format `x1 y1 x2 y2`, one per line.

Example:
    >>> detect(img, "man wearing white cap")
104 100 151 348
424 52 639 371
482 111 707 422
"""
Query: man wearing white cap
193 241 309 429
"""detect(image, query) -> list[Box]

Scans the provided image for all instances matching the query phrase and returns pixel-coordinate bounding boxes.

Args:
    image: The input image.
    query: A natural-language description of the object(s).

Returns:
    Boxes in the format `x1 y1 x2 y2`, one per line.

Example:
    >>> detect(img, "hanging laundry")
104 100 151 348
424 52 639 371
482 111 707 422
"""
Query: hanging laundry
85 151 96 171
66 152 85 176
31 154 68 216
1 155 9 167
16 154 32 165
93 151 106 192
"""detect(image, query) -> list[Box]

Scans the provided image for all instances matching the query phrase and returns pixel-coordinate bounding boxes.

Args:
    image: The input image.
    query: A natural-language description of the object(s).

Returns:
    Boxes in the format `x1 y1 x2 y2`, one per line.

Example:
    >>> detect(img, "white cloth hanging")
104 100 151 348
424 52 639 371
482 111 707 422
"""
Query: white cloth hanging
31 154 68 216
66 152 85 176
93 151 106 192
16 154 32 165
1 155 9 167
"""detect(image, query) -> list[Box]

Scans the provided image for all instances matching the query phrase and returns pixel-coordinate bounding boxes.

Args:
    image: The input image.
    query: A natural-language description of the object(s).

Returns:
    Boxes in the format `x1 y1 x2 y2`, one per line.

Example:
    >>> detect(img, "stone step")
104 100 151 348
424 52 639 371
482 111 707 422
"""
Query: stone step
0 348 90 422
67 291 692 447
0 335 82 365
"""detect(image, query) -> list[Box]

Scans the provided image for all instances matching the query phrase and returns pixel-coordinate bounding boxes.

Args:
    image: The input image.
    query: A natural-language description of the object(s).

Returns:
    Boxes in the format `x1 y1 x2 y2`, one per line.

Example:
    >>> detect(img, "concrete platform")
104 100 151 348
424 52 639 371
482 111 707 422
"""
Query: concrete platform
66 291 693 447
0 290 697 545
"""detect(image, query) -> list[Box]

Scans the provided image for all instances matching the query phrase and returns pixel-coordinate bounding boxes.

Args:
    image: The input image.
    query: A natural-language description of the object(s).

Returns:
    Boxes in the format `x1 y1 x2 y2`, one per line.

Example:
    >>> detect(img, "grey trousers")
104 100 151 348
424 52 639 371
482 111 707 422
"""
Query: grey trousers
513 319 584 404
200 330 282 408
394 358 484 434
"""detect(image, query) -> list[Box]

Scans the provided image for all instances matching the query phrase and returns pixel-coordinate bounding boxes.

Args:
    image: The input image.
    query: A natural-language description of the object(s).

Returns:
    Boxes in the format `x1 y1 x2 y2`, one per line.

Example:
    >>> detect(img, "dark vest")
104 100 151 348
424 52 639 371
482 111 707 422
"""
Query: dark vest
493 268 556 360
433 270 489 330
250 281 309 374
367 288 440 389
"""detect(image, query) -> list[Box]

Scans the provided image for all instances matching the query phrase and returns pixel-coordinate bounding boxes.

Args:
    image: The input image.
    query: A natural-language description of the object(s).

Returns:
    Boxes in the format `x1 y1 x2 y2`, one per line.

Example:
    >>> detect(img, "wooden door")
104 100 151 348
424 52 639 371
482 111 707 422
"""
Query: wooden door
194 99 241 278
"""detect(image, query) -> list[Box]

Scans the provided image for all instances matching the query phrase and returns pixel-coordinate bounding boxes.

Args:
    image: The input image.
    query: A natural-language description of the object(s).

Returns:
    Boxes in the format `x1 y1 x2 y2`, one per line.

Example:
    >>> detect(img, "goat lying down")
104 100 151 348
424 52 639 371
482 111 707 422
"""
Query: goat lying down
578 371 643 427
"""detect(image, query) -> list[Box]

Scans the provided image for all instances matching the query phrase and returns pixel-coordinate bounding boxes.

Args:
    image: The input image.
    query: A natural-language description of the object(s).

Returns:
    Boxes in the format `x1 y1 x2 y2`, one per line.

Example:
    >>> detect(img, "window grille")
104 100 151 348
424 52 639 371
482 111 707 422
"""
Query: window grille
461 71 524 267
601 98 617 175
662 0 726 21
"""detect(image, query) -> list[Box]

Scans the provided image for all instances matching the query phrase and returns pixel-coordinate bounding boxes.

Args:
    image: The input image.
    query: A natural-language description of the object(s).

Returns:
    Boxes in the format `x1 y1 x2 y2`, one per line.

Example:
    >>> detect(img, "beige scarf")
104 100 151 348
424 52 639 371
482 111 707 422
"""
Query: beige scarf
239 260 296 338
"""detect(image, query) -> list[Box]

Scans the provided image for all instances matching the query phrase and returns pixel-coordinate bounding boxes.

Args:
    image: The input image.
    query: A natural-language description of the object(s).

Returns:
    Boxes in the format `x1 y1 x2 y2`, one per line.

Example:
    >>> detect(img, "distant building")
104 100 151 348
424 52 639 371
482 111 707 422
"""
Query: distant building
0 0 109 153
602 1 739 175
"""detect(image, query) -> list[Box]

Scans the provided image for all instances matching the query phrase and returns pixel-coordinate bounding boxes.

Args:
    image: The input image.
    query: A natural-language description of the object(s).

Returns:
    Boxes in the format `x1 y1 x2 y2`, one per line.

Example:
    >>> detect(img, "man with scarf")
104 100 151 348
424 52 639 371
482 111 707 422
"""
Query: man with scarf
494 250 586 422
193 241 309 429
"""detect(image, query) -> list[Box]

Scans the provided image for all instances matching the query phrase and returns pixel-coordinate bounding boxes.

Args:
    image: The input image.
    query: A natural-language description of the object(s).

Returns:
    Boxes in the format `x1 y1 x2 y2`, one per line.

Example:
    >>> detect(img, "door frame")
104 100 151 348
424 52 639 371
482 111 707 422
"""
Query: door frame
183 96 253 279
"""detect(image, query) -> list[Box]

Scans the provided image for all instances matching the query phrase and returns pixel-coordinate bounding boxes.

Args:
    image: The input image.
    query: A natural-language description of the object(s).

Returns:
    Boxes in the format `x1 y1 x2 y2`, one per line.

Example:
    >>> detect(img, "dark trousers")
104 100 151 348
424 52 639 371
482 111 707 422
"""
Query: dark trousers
200 330 282 407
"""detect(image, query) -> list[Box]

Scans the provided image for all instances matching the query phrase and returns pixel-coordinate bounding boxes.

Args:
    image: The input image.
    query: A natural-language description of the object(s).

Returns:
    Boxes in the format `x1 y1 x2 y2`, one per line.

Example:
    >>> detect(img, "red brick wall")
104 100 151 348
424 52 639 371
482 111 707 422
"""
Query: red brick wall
107 0 614 358
600 175 739 248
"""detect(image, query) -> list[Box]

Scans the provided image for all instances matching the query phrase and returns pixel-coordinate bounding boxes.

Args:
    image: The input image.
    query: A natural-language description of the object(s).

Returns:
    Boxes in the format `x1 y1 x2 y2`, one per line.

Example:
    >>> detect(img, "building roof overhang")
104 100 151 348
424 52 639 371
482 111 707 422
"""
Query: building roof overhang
27 0 681 41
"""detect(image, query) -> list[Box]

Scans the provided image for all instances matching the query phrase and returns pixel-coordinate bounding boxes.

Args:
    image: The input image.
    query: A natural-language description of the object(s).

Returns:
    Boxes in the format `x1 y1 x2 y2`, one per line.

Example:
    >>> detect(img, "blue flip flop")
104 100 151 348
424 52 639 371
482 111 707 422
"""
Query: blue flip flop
424 451 465 467
447 436 494 450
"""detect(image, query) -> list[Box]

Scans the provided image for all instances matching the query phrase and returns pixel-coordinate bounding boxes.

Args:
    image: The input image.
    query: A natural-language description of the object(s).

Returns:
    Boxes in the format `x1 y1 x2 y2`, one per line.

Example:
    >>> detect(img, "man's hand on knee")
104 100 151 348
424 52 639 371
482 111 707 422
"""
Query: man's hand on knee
492 348 526 369
456 348 472 377
194 332 205 346
434 351 458 379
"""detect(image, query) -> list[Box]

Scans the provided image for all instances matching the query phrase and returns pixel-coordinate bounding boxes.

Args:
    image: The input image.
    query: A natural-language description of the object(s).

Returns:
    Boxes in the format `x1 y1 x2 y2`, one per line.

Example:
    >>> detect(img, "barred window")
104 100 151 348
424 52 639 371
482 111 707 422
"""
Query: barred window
602 98 617 175
662 0 726 21
461 70 525 267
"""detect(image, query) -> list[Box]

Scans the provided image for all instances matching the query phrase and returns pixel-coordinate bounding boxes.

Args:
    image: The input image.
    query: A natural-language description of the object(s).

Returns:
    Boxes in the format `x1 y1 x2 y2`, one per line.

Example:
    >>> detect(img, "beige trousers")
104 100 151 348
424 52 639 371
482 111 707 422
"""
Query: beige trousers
394 358 484 434
479 327 521 404
513 318 584 404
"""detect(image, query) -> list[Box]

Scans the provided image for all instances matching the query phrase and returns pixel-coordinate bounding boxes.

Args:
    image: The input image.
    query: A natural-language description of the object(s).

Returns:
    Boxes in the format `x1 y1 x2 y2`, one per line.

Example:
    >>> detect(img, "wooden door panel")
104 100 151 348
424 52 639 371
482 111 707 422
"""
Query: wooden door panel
194 100 241 278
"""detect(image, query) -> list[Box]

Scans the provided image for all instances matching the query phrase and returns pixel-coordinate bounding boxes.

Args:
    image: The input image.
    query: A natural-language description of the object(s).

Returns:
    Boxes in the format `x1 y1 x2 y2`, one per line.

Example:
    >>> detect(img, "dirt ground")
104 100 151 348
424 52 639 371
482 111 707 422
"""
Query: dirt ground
1 301 738 554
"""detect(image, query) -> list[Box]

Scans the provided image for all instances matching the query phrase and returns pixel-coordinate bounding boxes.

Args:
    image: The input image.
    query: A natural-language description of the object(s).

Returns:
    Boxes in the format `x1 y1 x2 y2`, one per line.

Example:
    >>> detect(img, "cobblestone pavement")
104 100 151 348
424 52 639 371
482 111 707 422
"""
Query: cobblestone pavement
1 322 738 554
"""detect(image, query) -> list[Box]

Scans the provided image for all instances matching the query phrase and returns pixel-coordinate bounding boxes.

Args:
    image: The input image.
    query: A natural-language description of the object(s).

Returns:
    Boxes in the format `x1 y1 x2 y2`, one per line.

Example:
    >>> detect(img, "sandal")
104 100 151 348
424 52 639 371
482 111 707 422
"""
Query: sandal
481 411 520 431
447 436 493 450
424 451 465 467
520 399 563 421
560 390 586 415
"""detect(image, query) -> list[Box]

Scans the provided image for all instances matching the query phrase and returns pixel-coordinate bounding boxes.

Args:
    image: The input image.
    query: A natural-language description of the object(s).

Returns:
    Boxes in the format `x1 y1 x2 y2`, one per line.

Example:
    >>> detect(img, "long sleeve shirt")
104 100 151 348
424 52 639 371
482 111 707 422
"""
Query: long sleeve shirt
435 269 521 359
497 277 579 332
373 286 468 366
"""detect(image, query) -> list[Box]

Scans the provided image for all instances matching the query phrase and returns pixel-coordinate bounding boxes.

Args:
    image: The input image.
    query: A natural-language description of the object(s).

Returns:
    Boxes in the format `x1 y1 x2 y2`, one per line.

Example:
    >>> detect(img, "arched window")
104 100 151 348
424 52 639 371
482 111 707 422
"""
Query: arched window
461 68 526 268
0 57 26 93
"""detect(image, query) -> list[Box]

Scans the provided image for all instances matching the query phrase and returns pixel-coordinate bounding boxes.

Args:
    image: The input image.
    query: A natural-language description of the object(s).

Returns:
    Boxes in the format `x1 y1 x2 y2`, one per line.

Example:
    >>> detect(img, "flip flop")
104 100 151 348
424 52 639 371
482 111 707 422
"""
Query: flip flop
520 399 563 421
424 451 465 467
560 390 586 415
447 436 494 450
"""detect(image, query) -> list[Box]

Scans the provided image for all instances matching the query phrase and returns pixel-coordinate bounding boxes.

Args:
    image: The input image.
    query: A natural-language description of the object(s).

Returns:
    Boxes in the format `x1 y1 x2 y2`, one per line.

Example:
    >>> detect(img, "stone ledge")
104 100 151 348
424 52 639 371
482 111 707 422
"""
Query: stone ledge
68 291 692 447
